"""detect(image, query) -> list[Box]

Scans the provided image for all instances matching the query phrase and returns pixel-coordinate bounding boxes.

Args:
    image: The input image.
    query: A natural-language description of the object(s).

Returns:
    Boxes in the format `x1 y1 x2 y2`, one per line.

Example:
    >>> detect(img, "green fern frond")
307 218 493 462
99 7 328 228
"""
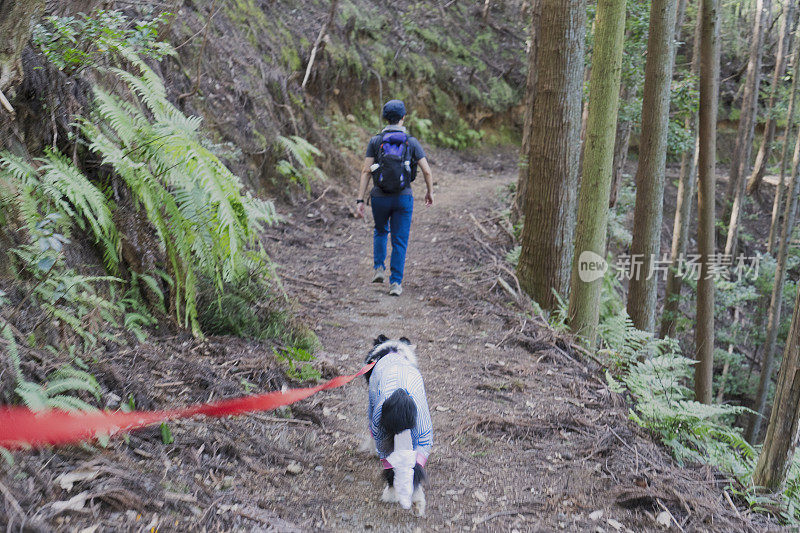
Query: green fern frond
46 395 98 412
44 377 101 399
15 382 49 411
48 366 101 400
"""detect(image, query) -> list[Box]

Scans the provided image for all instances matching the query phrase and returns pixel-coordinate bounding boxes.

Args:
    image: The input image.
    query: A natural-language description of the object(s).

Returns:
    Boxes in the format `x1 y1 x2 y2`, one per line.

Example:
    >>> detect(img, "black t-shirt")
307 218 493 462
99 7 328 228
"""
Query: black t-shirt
366 127 426 197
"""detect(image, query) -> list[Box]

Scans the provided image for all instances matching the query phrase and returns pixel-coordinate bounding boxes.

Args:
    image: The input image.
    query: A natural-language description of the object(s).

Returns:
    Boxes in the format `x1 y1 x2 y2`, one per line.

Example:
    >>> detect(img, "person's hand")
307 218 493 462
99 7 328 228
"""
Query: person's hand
356 201 366 218
425 191 434 206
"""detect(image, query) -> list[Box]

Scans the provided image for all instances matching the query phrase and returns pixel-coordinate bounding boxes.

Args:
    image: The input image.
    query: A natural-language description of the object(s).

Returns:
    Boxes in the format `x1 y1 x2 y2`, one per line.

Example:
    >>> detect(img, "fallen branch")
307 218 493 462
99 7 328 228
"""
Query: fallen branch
0 88 15 115
569 342 608 369
308 185 333 205
657 498 686 533
496 276 517 300
302 0 340 90
469 212 491 237
723 491 741 519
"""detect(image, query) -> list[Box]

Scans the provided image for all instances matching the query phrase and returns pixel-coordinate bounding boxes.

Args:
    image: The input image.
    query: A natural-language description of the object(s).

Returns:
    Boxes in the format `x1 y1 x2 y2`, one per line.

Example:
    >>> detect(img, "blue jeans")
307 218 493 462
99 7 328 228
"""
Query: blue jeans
371 194 414 285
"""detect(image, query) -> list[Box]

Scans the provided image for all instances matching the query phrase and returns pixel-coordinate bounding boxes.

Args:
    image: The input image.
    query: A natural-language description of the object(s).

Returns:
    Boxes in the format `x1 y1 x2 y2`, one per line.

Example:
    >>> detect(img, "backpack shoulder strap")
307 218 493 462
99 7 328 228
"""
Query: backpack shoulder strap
375 132 387 160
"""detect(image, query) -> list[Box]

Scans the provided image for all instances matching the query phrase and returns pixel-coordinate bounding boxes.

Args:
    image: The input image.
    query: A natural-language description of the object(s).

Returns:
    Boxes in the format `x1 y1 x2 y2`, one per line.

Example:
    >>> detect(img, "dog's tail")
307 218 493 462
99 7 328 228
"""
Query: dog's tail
381 389 417 436
382 389 418 510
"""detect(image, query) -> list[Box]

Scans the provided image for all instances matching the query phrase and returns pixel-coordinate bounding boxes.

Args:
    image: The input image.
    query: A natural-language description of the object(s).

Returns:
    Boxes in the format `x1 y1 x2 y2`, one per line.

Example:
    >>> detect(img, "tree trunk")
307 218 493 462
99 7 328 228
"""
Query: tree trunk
695 0 720 405
768 35 800 254
724 0 769 203
752 283 800 489
567 0 627 347
609 87 632 208
723 0 771 258
745 120 800 443
674 0 688 38
659 0 703 340
517 0 586 311
514 0 542 220
747 0 797 196
661 137 700 338
626 0 681 333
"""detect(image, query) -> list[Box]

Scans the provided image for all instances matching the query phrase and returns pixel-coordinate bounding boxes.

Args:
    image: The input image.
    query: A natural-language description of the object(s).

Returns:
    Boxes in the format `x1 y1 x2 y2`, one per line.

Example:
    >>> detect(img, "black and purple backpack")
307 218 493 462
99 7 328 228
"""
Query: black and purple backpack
372 131 413 194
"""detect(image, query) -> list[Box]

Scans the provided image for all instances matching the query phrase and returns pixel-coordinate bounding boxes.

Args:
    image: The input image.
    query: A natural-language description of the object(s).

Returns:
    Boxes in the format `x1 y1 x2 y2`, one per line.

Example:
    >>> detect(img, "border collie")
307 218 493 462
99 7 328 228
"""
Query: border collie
364 335 432 516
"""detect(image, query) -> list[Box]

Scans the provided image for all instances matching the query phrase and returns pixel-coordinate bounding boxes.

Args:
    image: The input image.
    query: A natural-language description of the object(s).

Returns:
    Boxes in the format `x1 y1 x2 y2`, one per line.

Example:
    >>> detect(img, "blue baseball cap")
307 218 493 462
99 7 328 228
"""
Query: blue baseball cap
382 99 406 122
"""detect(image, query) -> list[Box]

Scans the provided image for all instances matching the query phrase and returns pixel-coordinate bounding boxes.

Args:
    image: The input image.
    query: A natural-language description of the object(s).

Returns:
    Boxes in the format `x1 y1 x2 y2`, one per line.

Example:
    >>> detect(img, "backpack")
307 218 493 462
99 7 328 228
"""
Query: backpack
372 131 414 194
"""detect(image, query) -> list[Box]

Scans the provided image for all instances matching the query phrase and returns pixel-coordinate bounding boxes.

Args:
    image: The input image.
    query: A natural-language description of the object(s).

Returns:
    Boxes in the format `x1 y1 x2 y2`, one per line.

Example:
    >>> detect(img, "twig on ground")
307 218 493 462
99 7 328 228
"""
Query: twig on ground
473 508 541 525
570 342 608 369
469 212 491 237
608 426 660 471
0 478 25 521
0 88 15 115
279 274 331 289
657 498 686 533
724 491 741 519
496 276 517 300
252 414 313 426
308 185 333 205
496 263 522 296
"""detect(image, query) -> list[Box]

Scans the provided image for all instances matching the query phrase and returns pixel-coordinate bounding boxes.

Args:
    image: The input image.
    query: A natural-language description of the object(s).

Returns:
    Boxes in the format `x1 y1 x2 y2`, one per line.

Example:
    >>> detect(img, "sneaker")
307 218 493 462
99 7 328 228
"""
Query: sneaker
372 268 386 283
389 282 402 296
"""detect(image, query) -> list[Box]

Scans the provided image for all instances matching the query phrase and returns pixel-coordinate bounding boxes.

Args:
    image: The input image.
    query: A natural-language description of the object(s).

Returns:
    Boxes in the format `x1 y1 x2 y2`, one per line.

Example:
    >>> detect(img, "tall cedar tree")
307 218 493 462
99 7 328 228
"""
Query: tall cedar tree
745 118 800 442
612 0 688 210
660 9 703 339
768 35 800 254
567 0 627 346
517 0 586 310
626 0 681 333
514 0 542 219
695 0 719 404
723 0 771 257
753 284 800 489
747 0 796 196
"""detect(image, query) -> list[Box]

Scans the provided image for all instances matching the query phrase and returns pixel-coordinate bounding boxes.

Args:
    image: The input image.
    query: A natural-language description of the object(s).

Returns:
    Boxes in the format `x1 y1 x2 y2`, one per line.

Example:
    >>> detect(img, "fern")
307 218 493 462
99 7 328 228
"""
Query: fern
13 364 101 413
78 52 278 334
600 308 760 513
276 135 327 193
0 151 120 273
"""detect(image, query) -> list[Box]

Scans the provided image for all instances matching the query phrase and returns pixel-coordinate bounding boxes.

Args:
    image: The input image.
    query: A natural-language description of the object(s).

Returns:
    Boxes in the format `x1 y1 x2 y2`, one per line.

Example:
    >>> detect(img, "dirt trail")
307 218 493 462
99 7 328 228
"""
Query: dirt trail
265 150 766 532
0 151 770 532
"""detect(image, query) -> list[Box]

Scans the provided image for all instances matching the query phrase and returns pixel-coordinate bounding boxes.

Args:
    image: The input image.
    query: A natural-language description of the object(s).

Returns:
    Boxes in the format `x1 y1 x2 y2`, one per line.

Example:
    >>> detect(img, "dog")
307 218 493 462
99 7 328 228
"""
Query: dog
364 335 432 516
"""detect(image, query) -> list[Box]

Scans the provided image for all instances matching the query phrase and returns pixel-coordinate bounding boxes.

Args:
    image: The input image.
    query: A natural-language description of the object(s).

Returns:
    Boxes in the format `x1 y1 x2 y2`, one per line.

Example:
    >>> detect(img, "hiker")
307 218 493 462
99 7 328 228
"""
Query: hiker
355 100 434 296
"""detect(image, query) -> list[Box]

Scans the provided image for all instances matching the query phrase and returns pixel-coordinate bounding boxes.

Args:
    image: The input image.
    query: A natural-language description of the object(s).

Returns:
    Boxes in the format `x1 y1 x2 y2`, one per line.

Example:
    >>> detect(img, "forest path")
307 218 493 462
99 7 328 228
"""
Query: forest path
264 151 758 532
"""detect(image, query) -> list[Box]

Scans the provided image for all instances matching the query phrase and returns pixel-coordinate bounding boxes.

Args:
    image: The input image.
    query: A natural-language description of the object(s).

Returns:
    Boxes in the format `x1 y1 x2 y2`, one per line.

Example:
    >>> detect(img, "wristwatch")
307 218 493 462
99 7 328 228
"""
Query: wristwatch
356 199 364 204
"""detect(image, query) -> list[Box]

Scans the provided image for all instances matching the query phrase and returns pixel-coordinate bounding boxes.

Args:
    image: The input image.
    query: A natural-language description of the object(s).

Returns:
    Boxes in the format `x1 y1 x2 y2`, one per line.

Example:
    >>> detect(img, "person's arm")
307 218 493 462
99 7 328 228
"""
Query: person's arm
356 156 374 218
418 157 434 206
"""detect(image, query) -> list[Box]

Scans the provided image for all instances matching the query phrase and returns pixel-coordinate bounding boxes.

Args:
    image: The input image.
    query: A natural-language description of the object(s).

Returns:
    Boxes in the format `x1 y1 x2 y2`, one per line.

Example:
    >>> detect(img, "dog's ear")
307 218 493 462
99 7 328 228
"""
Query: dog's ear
399 337 412 345
373 334 389 346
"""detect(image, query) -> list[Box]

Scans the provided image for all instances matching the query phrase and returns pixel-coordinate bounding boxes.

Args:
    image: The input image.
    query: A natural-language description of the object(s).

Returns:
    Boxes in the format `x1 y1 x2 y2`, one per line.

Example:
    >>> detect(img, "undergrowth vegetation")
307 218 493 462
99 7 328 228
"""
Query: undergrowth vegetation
554 270 800 523
503 178 800 524
0 9 322 431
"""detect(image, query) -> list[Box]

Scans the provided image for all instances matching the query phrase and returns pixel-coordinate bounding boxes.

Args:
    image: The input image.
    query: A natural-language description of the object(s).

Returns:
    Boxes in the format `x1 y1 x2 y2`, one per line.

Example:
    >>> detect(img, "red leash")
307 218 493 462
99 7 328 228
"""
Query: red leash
0 362 374 449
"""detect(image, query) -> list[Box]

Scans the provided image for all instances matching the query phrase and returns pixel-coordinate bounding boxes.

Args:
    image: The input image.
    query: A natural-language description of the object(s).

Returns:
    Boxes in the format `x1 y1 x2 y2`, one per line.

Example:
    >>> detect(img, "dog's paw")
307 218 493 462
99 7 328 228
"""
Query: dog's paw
412 486 426 517
381 485 398 503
